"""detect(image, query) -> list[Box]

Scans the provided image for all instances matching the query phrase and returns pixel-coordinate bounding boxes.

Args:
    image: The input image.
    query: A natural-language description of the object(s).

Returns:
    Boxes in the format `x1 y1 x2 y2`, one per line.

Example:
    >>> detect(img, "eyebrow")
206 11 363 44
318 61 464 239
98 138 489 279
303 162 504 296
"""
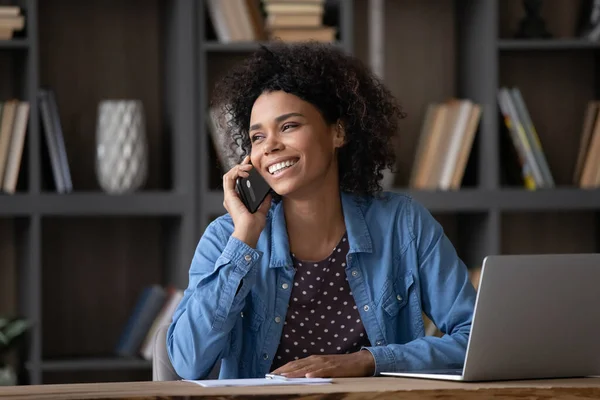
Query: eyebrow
249 112 305 132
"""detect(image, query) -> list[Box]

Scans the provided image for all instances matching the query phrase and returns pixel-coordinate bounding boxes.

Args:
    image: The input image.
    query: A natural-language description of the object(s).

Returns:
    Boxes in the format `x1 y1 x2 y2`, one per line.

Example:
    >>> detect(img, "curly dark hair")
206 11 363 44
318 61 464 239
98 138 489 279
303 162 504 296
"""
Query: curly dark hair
210 41 405 196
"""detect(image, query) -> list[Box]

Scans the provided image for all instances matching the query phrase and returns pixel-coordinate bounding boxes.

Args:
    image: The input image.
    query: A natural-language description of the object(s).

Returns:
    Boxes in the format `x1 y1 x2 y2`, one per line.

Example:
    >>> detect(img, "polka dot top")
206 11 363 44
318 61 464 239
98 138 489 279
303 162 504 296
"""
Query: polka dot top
270 232 371 371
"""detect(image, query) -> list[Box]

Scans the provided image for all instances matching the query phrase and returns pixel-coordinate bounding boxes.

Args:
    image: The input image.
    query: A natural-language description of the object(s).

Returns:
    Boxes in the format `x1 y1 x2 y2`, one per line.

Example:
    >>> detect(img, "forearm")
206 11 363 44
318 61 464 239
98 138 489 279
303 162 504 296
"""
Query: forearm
167 236 261 380
364 327 470 375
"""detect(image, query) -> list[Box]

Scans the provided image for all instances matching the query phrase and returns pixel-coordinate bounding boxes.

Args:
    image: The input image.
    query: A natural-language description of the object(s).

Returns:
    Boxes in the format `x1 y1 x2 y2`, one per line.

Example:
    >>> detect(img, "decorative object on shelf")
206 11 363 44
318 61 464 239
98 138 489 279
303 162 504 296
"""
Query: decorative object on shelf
95 100 149 194
515 0 552 38
576 0 600 41
0 316 30 386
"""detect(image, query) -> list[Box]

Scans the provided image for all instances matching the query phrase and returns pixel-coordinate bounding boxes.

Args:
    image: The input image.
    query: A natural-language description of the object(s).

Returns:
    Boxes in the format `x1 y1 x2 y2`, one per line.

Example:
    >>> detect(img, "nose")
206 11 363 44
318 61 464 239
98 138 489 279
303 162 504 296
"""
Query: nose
263 133 282 155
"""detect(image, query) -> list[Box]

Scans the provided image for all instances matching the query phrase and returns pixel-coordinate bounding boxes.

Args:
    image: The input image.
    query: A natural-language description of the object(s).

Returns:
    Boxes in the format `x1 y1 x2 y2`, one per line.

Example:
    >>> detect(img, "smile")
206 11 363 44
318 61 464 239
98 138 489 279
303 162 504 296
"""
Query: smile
268 158 299 175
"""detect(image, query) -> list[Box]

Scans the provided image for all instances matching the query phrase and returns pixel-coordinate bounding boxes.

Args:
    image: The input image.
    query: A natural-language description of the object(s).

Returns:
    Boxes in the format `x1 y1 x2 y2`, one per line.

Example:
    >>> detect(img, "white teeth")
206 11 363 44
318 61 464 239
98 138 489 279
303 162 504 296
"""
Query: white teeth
268 159 297 174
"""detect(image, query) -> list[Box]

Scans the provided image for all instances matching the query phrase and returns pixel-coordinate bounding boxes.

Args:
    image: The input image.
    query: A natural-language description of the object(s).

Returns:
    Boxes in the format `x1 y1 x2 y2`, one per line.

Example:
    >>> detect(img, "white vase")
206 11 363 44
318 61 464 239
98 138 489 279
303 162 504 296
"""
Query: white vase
95 100 148 194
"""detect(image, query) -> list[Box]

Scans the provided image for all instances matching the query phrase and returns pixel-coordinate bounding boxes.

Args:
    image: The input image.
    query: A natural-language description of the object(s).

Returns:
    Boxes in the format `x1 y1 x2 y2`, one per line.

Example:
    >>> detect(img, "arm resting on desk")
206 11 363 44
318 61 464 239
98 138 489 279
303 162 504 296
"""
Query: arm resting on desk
365 199 476 375
167 219 262 380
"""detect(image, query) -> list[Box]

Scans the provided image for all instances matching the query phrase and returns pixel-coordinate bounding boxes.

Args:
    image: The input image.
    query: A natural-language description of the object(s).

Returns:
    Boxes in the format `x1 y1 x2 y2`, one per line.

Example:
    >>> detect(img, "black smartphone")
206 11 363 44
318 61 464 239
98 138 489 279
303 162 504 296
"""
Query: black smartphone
235 167 272 213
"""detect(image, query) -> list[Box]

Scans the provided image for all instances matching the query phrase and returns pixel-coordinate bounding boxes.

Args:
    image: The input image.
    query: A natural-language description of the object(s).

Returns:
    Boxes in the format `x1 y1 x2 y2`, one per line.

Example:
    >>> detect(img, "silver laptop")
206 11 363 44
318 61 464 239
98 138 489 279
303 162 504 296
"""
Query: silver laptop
381 253 600 382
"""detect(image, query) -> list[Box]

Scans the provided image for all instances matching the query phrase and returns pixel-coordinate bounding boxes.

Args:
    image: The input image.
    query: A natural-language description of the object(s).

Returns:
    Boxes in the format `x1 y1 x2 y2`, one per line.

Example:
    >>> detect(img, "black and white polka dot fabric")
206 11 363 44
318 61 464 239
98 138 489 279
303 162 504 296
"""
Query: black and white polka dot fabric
271 233 371 371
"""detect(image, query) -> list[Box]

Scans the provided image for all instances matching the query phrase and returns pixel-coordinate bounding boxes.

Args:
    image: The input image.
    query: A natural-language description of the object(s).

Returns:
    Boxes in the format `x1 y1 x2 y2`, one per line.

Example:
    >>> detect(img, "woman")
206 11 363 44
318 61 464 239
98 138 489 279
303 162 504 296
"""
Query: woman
167 42 476 380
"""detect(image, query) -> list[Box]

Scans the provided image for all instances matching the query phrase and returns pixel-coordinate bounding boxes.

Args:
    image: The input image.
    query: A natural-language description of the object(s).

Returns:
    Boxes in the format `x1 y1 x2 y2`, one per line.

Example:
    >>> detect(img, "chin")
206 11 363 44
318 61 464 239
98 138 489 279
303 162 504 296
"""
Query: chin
270 182 296 197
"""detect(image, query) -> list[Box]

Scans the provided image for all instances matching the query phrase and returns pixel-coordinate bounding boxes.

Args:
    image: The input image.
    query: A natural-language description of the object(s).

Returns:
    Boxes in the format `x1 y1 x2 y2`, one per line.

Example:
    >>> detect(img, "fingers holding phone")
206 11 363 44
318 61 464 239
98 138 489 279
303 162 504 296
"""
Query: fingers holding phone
223 156 252 213
223 156 272 248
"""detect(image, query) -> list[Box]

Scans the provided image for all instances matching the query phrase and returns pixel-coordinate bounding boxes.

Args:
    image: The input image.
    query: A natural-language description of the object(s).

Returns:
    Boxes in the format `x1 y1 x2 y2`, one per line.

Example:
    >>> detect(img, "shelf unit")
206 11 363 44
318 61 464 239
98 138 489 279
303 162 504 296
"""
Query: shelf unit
498 39 600 50
2 0 599 386
0 0 197 385
0 38 29 49
32 358 152 372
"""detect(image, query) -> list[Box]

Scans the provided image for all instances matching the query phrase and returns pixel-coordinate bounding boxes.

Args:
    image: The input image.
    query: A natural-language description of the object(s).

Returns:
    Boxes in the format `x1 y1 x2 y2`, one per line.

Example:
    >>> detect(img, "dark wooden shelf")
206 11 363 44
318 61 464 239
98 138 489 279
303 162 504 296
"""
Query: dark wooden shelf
0 38 30 49
32 358 151 372
38 192 189 216
203 41 265 52
204 188 600 216
202 40 344 52
395 189 493 212
0 194 36 216
498 39 600 50
496 188 600 211
0 192 190 216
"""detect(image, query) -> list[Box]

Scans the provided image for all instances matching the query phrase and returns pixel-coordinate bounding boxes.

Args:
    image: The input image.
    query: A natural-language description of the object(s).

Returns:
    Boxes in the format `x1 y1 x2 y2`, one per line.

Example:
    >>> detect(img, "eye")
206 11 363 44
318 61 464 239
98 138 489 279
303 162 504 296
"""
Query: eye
282 123 298 131
251 134 264 143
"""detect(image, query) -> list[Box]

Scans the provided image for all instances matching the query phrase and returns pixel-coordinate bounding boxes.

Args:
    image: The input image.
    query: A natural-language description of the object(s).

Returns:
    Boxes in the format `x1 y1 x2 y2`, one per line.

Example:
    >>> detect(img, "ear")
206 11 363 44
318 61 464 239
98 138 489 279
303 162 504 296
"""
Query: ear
333 120 346 148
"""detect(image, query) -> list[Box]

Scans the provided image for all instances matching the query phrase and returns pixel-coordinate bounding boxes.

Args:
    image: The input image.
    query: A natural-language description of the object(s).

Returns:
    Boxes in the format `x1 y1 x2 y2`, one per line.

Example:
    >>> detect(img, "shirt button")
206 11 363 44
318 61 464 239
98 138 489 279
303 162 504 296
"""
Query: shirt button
263 353 269 360
363 305 370 311
376 341 382 346
351 270 359 277
275 316 281 323
244 254 252 262
281 283 289 290
240 312 244 318
397 294 402 301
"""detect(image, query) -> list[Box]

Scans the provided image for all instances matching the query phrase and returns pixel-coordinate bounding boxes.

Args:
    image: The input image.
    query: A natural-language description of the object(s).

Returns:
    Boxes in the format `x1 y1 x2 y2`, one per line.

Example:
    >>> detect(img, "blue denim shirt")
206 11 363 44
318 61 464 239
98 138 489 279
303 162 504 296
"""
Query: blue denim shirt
167 191 476 380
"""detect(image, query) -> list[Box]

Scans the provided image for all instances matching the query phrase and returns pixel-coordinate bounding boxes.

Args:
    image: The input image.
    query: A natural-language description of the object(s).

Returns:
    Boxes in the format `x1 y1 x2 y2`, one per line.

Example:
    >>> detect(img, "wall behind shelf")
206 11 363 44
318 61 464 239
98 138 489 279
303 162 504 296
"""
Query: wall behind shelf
501 211 598 254
41 217 165 360
0 51 24 100
499 0 583 39
0 219 16 315
38 0 169 192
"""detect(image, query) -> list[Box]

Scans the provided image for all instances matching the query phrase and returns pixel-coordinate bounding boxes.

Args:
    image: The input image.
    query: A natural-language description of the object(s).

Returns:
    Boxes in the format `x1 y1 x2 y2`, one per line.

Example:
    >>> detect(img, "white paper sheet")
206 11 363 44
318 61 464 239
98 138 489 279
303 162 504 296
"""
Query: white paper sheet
183 377 332 387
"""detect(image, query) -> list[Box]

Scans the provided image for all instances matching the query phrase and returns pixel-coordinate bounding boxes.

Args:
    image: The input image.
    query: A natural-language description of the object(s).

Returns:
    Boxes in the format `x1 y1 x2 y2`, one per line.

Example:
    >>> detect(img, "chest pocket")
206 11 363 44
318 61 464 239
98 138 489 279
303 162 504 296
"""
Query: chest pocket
381 273 414 317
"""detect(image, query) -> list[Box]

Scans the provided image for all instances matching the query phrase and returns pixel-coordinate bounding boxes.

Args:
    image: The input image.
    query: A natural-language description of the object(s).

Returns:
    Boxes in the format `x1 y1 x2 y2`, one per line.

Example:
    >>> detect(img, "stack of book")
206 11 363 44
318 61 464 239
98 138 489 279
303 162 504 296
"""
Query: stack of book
263 0 335 42
115 284 184 361
497 87 554 190
205 0 266 42
574 100 600 189
410 99 482 190
0 99 29 194
0 6 24 40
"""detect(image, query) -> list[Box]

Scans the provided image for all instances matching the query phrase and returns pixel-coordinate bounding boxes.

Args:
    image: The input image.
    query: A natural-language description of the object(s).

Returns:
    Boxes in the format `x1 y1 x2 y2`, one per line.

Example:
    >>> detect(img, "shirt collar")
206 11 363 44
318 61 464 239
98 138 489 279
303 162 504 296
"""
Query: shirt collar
268 192 373 269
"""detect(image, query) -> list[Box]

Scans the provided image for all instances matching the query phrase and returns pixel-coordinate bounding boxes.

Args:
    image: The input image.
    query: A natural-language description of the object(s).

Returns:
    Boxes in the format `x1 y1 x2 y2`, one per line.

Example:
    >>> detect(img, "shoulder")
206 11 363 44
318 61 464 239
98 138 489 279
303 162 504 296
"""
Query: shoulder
199 213 235 245
360 190 430 219
353 191 437 239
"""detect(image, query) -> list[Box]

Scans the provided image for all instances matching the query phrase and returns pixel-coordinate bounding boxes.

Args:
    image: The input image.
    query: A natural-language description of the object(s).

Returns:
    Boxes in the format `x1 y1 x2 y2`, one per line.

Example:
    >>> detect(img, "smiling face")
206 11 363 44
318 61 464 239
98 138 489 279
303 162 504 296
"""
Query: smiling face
248 90 344 198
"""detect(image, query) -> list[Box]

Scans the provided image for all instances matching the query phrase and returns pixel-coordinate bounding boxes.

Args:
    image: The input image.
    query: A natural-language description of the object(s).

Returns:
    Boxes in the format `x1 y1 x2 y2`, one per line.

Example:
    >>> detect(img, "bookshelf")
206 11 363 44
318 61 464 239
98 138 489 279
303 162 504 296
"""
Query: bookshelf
0 0 197 385
1 0 599 386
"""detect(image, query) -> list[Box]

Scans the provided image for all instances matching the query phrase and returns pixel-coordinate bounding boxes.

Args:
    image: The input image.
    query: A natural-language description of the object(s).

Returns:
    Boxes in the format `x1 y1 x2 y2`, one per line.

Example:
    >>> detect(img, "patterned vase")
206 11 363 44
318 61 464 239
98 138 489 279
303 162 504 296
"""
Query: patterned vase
95 100 148 194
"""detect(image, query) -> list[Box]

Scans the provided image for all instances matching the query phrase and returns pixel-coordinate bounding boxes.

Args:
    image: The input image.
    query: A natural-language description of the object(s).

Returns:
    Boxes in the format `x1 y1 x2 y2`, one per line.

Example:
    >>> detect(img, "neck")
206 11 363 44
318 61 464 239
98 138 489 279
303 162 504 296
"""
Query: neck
283 182 346 262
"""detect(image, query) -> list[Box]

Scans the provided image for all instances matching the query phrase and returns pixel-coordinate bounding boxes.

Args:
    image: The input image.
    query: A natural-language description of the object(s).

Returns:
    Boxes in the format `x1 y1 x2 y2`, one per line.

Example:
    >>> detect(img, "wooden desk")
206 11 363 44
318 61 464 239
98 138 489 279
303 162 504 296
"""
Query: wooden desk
1 377 600 399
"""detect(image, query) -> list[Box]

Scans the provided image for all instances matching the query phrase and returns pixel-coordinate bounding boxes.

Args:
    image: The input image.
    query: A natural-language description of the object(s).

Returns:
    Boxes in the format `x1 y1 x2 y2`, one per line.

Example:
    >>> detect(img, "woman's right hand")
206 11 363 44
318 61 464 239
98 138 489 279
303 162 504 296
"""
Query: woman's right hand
222 155 272 248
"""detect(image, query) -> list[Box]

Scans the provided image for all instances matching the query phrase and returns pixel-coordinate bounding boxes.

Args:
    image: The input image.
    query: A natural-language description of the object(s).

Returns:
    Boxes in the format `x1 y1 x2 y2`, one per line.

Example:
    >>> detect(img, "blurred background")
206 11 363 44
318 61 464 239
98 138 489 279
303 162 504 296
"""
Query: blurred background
0 0 598 387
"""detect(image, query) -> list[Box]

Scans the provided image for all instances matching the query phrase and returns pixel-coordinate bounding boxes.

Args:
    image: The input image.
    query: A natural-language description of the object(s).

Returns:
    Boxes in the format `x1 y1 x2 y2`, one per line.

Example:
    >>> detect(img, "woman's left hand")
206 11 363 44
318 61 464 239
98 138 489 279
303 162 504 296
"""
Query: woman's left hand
270 350 376 378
